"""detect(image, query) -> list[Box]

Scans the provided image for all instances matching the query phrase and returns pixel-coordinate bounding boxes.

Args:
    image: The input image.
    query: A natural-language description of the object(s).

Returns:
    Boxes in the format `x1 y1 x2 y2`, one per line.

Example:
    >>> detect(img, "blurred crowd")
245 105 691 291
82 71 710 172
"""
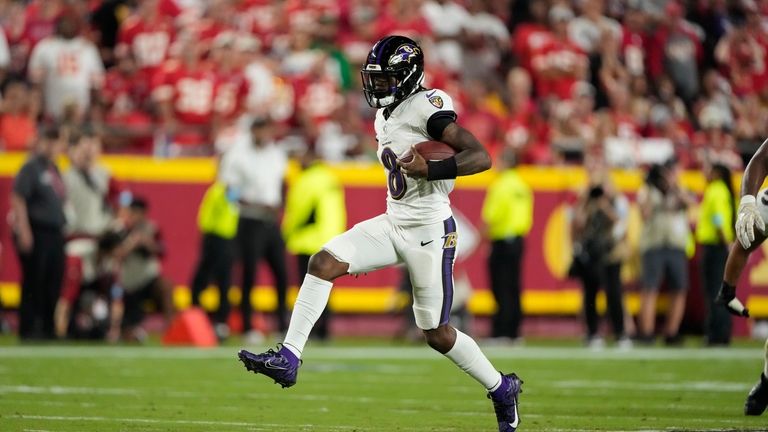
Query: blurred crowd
0 0 765 167
1 0 761 345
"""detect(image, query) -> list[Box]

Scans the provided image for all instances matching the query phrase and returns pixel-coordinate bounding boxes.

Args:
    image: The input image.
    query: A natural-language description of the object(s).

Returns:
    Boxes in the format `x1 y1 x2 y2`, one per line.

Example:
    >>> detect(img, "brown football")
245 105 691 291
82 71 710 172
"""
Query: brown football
399 141 457 163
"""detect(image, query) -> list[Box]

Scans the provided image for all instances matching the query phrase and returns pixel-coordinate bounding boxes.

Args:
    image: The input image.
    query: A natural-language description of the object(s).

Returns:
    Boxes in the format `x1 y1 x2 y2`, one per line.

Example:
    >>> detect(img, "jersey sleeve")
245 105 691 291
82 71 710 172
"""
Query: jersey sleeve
13 162 37 199
414 89 457 140
0 30 10 69
27 40 48 83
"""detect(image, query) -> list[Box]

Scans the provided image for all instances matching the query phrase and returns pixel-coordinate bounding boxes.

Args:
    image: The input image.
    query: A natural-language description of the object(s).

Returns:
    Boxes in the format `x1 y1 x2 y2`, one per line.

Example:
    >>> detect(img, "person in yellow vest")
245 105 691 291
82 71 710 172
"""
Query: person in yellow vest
282 150 346 340
481 150 533 342
189 180 240 340
696 162 736 346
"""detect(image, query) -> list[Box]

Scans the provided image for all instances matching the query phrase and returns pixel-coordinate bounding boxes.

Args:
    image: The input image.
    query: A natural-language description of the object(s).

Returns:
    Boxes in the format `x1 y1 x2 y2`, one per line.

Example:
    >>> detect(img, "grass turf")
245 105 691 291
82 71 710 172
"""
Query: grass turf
1 340 767 431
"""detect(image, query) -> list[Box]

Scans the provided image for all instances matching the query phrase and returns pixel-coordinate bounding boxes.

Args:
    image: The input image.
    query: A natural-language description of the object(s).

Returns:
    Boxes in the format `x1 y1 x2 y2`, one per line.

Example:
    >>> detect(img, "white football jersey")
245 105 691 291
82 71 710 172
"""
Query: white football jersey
28 36 105 120
375 88 456 225
757 189 768 233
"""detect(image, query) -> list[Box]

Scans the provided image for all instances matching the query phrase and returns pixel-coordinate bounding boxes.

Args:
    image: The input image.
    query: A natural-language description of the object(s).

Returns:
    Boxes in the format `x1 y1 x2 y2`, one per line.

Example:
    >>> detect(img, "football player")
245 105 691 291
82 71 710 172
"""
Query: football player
238 35 523 432
718 137 768 415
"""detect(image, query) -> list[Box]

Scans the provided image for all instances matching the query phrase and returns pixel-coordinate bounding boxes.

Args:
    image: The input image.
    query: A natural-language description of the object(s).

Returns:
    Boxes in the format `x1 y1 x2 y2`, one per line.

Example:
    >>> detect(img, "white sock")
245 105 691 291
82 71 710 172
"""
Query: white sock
282 274 333 358
444 329 503 390
763 338 768 378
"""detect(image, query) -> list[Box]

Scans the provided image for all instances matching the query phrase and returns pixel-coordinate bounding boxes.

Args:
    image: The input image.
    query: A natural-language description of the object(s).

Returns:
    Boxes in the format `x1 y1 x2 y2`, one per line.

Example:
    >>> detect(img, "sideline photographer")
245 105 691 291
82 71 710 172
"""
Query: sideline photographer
571 164 631 347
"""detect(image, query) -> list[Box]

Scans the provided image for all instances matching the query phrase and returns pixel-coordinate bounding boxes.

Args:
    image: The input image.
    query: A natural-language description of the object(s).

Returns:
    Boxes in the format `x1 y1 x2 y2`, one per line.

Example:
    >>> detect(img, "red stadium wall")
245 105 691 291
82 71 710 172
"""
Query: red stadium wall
2 154 768 327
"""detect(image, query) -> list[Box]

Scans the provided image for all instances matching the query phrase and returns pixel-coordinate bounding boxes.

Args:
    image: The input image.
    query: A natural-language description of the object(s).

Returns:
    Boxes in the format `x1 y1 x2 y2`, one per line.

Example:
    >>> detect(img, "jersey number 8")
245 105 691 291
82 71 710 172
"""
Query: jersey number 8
380 147 407 200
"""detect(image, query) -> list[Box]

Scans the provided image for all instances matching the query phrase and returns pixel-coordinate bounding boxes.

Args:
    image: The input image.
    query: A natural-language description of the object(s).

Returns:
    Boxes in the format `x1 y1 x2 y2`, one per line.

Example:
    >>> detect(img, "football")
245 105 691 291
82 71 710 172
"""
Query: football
399 140 456 163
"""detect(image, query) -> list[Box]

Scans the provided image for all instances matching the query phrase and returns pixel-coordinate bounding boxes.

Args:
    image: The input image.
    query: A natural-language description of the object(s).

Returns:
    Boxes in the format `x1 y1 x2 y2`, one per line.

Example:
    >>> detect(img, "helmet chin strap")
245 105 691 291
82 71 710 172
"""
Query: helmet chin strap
375 67 424 108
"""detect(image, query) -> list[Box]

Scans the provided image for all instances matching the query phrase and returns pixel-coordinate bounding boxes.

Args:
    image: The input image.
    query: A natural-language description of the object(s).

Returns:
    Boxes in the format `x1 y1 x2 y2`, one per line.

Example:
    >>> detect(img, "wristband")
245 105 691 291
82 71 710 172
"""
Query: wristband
427 157 458 181
740 195 757 206
721 281 735 296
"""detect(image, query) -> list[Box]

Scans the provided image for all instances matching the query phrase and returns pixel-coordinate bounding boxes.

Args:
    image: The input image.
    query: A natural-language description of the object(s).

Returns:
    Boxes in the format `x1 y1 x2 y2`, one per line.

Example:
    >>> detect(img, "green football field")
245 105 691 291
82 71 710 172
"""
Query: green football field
2 339 768 431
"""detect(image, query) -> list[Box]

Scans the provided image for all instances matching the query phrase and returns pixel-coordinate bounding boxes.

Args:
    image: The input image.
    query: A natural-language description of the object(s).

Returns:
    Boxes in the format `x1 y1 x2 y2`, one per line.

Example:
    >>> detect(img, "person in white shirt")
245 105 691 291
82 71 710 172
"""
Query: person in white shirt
27 13 104 122
0 26 9 78
568 0 622 55
220 117 289 343
238 35 522 432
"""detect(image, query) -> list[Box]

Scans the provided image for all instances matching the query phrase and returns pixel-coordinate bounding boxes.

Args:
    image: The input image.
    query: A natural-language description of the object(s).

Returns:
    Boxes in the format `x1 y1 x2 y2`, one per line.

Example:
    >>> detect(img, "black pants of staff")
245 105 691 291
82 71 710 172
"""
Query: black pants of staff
190 233 234 324
297 254 331 340
236 217 288 333
702 244 731 345
581 261 625 339
488 237 524 339
16 226 64 340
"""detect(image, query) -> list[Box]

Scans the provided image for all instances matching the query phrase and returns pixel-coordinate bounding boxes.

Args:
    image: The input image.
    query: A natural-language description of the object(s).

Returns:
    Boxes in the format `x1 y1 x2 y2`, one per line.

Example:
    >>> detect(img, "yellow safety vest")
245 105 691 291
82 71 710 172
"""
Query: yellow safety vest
695 179 734 245
482 169 534 240
282 163 346 255
197 182 239 239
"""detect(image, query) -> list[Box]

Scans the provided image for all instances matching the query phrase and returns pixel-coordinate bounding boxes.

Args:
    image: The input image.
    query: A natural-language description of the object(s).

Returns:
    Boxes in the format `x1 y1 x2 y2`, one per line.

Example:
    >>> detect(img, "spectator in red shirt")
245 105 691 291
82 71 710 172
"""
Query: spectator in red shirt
337 0 381 67
645 1 704 104
502 67 550 164
194 0 238 50
16 0 64 64
531 5 589 101
235 0 281 51
620 3 648 77
211 32 250 144
511 0 552 73
116 0 175 81
461 78 503 157
0 77 38 152
292 55 344 144
101 54 154 153
715 26 767 97
152 32 217 156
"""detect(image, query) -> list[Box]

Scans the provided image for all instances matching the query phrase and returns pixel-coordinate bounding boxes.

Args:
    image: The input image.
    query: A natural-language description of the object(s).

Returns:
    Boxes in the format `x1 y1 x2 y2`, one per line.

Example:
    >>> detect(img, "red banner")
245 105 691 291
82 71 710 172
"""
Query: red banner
1 155 768 321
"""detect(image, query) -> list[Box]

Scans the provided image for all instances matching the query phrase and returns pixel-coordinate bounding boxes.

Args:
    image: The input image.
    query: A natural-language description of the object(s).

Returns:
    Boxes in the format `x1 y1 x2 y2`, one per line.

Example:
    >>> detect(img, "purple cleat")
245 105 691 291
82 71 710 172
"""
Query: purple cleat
488 372 523 432
238 344 301 388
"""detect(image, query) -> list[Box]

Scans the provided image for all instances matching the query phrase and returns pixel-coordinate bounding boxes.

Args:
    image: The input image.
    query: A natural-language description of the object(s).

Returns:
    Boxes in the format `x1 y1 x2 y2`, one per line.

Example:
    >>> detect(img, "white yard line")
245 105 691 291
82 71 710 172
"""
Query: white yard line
0 385 138 395
5 414 439 432
0 345 761 361
550 379 752 393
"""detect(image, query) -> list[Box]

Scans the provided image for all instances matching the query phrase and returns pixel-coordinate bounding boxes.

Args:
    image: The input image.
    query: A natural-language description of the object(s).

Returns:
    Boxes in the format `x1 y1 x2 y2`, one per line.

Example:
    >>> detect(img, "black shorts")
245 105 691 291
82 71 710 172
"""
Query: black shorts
641 247 688 292
122 277 161 328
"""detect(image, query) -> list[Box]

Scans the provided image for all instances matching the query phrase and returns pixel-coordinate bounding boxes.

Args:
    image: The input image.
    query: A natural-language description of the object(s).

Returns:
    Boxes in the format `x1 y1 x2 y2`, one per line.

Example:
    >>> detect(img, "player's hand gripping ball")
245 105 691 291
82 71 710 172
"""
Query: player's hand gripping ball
398 141 456 178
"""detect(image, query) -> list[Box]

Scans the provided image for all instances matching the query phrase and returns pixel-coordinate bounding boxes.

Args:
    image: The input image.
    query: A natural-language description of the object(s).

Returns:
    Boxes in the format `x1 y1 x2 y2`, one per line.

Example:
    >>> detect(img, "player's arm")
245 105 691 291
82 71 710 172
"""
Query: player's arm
742 138 768 197
399 122 491 179
736 138 768 249
716 236 765 317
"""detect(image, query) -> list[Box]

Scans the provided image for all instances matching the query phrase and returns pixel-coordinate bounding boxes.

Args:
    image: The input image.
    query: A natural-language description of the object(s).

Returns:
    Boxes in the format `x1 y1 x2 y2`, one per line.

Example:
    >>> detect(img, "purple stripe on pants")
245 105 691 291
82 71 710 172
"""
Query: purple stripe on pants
440 216 457 325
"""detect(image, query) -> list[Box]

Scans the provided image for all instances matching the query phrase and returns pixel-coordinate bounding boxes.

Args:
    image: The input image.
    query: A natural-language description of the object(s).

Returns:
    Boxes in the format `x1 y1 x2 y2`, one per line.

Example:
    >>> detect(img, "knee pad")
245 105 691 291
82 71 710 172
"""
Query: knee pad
413 305 438 330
